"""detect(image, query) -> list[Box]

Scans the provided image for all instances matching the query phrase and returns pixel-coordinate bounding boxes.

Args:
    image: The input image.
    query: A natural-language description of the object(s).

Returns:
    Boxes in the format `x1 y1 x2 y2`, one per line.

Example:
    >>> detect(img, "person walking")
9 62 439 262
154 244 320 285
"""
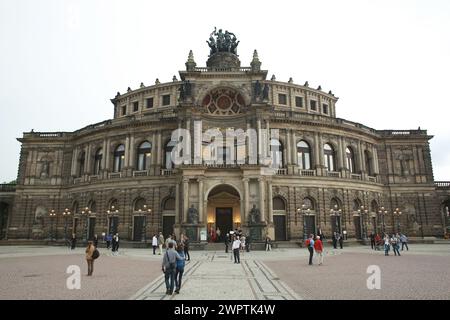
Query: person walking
115 233 120 254
183 235 190 261
174 244 186 294
265 236 272 251
70 233 77 250
391 234 401 256
240 235 246 253
332 232 337 249
369 232 375 250
111 233 117 255
216 227 221 242
246 234 251 252
232 235 241 264
224 233 229 253
93 234 99 248
314 235 324 265
400 233 409 251
158 232 164 255
85 241 95 276
162 242 183 295
152 234 158 255
338 232 344 249
105 234 112 249
306 234 315 265
374 233 382 251
384 234 390 256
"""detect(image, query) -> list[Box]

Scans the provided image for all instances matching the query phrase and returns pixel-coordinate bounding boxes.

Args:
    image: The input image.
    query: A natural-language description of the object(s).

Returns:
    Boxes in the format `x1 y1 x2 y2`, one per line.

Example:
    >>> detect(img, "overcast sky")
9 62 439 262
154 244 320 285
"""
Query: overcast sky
1 0 449 182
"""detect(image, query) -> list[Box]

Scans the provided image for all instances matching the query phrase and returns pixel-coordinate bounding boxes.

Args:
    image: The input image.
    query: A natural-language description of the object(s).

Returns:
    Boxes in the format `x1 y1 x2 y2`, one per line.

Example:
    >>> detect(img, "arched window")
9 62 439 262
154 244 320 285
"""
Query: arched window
303 197 316 210
331 197 341 209
113 144 125 172
270 139 283 168
324 143 336 172
164 140 177 169
346 147 355 173
297 140 311 170
134 198 147 212
137 141 152 171
163 197 175 211
72 201 79 214
353 199 362 212
93 148 102 175
365 150 373 175
273 197 286 210
370 200 378 213
108 199 119 212
87 200 97 213
78 151 86 177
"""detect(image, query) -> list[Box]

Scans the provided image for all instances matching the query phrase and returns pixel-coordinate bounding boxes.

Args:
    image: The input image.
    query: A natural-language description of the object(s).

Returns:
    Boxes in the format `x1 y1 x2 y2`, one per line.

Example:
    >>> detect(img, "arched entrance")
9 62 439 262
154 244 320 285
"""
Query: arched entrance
0 202 9 239
206 184 241 242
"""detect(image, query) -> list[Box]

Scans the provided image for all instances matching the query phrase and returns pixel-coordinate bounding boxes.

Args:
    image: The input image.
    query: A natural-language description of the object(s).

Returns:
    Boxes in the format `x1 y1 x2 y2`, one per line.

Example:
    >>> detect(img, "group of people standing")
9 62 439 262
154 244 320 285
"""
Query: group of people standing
305 234 324 265
379 233 409 256
224 229 251 254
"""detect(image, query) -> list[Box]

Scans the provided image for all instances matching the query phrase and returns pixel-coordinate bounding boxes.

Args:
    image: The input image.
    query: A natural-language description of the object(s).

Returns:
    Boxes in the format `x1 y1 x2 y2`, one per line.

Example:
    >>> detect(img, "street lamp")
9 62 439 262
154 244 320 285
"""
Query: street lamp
106 206 119 236
49 210 56 241
330 205 342 235
62 208 71 241
81 207 91 242
298 205 311 240
393 207 402 233
141 205 152 243
378 206 388 235
358 206 369 240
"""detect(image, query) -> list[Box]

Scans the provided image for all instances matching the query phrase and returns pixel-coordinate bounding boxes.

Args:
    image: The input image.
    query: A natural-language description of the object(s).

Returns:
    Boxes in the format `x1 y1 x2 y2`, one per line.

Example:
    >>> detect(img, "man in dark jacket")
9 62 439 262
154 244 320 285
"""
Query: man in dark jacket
246 234 251 252
332 232 337 249
162 242 184 295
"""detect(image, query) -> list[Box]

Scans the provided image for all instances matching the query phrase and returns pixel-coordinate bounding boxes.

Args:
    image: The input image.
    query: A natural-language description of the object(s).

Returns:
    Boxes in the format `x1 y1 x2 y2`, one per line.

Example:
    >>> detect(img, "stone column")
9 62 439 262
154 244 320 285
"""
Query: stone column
267 180 273 223
101 139 107 171
175 180 180 224
129 134 135 170
286 129 291 165
85 144 92 175
314 132 321 168
373 146 379 175
183 178 189 223
257 119 262 164
291 130 297 165
338 136 345 170
318 133 324 169
157 131 162 168
358 140 366 173
71 147 77 176
258 178 265 222
105 139 111 172
266 119 270 158
151 132 156 173
198 178 204 223
124 136 130 168
83 145 89 174
243 178 250 223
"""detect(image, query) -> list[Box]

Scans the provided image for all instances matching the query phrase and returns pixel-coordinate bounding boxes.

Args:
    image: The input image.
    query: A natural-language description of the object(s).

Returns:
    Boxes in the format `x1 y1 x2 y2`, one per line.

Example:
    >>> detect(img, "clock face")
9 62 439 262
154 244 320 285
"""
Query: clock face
202 88 245 115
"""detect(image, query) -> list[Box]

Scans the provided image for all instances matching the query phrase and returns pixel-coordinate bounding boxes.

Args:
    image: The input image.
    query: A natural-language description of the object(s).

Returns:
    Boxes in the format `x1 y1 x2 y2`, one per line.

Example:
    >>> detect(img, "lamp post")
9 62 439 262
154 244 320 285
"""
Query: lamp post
358 206 369 240
393 207 402 233
141 205 152 243
106 206 119 236
49 210 56 241
62 208 71 241
298 205 311 240
378 206 387 235
330 205 342 235
81 207 91 243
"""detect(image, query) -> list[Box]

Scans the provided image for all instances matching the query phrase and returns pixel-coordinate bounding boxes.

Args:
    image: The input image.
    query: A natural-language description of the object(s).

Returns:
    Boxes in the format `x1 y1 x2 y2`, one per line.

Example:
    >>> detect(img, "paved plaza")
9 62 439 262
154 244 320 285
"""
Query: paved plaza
0 244 449 300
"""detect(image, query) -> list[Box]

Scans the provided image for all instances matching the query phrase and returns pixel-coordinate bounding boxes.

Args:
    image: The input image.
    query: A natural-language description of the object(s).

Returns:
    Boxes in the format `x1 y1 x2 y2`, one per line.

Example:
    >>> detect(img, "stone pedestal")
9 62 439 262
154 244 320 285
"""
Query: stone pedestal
247 222 266 241
182 224 201 242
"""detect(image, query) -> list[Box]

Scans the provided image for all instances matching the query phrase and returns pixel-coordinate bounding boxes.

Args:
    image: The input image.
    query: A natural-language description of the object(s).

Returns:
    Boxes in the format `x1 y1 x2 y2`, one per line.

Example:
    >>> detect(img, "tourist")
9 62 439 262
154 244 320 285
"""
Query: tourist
105 234 112 249
174 244 186 294
111 233 117 255
306 234 315 265
225 233 230 253
265 235 272 251
183 235 190 261
93 234 99 248
70 233 77 250
369 232 375 250
246 234 251 252
338 232 344 249
232 235 241 263
332 232 337 249
162 242 183 295
391 234 401 256
240 234 246 253
400 233 409 251
374 233 382 251
85 241 95 276
216 227 221 242
158 232 164 255
384 234 390 256
317 228 325 241
314 235 324 265
152 234 158 255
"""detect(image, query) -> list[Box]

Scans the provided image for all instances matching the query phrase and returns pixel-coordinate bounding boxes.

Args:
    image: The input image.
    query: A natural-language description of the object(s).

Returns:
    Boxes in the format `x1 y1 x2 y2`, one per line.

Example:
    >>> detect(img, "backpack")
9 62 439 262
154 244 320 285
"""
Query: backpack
305 239 311 247
166 251 176 270
92 248 100 260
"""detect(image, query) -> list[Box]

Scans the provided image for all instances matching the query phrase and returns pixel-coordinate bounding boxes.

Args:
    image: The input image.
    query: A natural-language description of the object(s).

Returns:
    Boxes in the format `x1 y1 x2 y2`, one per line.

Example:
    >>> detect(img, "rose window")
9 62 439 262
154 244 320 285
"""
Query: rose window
202 88 245 115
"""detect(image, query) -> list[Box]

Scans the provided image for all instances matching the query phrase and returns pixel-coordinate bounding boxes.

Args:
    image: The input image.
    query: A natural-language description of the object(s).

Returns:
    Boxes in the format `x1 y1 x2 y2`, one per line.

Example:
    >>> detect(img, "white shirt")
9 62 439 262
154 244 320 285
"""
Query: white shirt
232 239 241 250
152 236 158 246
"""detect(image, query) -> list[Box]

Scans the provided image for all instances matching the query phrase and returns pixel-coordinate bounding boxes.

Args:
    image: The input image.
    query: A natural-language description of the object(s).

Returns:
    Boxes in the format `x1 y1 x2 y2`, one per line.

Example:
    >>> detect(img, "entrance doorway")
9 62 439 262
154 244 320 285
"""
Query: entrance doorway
88 217 96 240
133 216 145 241
274 215 287 240
163 216 175 238
216 208 233 239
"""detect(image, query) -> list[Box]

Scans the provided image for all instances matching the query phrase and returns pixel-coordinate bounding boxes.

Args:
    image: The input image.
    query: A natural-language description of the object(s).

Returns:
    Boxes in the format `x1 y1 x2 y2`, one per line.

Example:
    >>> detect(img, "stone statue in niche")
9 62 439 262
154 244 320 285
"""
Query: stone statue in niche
187 205 199 224
248 204 260 224
40 160 50 178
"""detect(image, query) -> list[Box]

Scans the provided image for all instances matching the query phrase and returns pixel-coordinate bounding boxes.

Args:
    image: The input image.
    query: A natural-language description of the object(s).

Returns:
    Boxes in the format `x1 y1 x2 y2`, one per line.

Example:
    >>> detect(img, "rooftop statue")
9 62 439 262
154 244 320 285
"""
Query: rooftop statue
207 27 239 56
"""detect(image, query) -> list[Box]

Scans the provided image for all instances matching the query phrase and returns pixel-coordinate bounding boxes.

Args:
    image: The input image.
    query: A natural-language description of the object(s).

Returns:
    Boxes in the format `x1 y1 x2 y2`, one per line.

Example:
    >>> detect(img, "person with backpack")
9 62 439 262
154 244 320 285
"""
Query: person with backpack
314 235 324 265
391 234 401 256
400 233 409 251
162 241 183 295
174 244 186 294
305 234 315 265
85 241 96 276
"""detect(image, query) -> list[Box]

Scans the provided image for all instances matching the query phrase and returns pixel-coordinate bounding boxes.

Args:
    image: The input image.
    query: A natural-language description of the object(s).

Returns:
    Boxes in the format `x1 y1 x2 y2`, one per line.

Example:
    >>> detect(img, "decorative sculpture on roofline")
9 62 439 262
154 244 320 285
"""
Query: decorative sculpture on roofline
207 27 240 56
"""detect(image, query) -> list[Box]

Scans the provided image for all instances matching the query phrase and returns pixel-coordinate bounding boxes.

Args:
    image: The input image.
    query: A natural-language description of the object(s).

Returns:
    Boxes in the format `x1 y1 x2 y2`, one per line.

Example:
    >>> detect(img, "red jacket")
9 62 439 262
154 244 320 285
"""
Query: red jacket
314 239 323 251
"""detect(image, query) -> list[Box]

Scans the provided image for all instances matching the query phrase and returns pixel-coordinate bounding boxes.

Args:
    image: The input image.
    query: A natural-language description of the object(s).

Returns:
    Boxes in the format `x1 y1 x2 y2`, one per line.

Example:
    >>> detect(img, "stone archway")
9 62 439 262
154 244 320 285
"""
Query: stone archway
205 184 241 241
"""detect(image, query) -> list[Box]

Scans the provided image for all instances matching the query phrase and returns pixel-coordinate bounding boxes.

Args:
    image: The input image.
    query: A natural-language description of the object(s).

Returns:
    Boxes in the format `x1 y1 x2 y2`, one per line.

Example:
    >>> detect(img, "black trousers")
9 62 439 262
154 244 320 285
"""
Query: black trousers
401 242 409 251
152 245 157 254
184 248 190 260
87 259 94 275
233 248 240 263
308 247 314 265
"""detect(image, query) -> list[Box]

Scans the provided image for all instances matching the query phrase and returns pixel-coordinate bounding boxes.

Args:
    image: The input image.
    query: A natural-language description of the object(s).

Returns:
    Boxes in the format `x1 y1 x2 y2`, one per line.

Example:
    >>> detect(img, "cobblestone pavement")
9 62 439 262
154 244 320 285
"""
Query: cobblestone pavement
0 244 449 299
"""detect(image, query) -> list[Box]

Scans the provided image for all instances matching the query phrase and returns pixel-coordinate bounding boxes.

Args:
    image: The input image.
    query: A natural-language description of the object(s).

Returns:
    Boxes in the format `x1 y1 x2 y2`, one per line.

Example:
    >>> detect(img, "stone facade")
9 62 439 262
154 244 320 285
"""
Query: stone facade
1 37 450 242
